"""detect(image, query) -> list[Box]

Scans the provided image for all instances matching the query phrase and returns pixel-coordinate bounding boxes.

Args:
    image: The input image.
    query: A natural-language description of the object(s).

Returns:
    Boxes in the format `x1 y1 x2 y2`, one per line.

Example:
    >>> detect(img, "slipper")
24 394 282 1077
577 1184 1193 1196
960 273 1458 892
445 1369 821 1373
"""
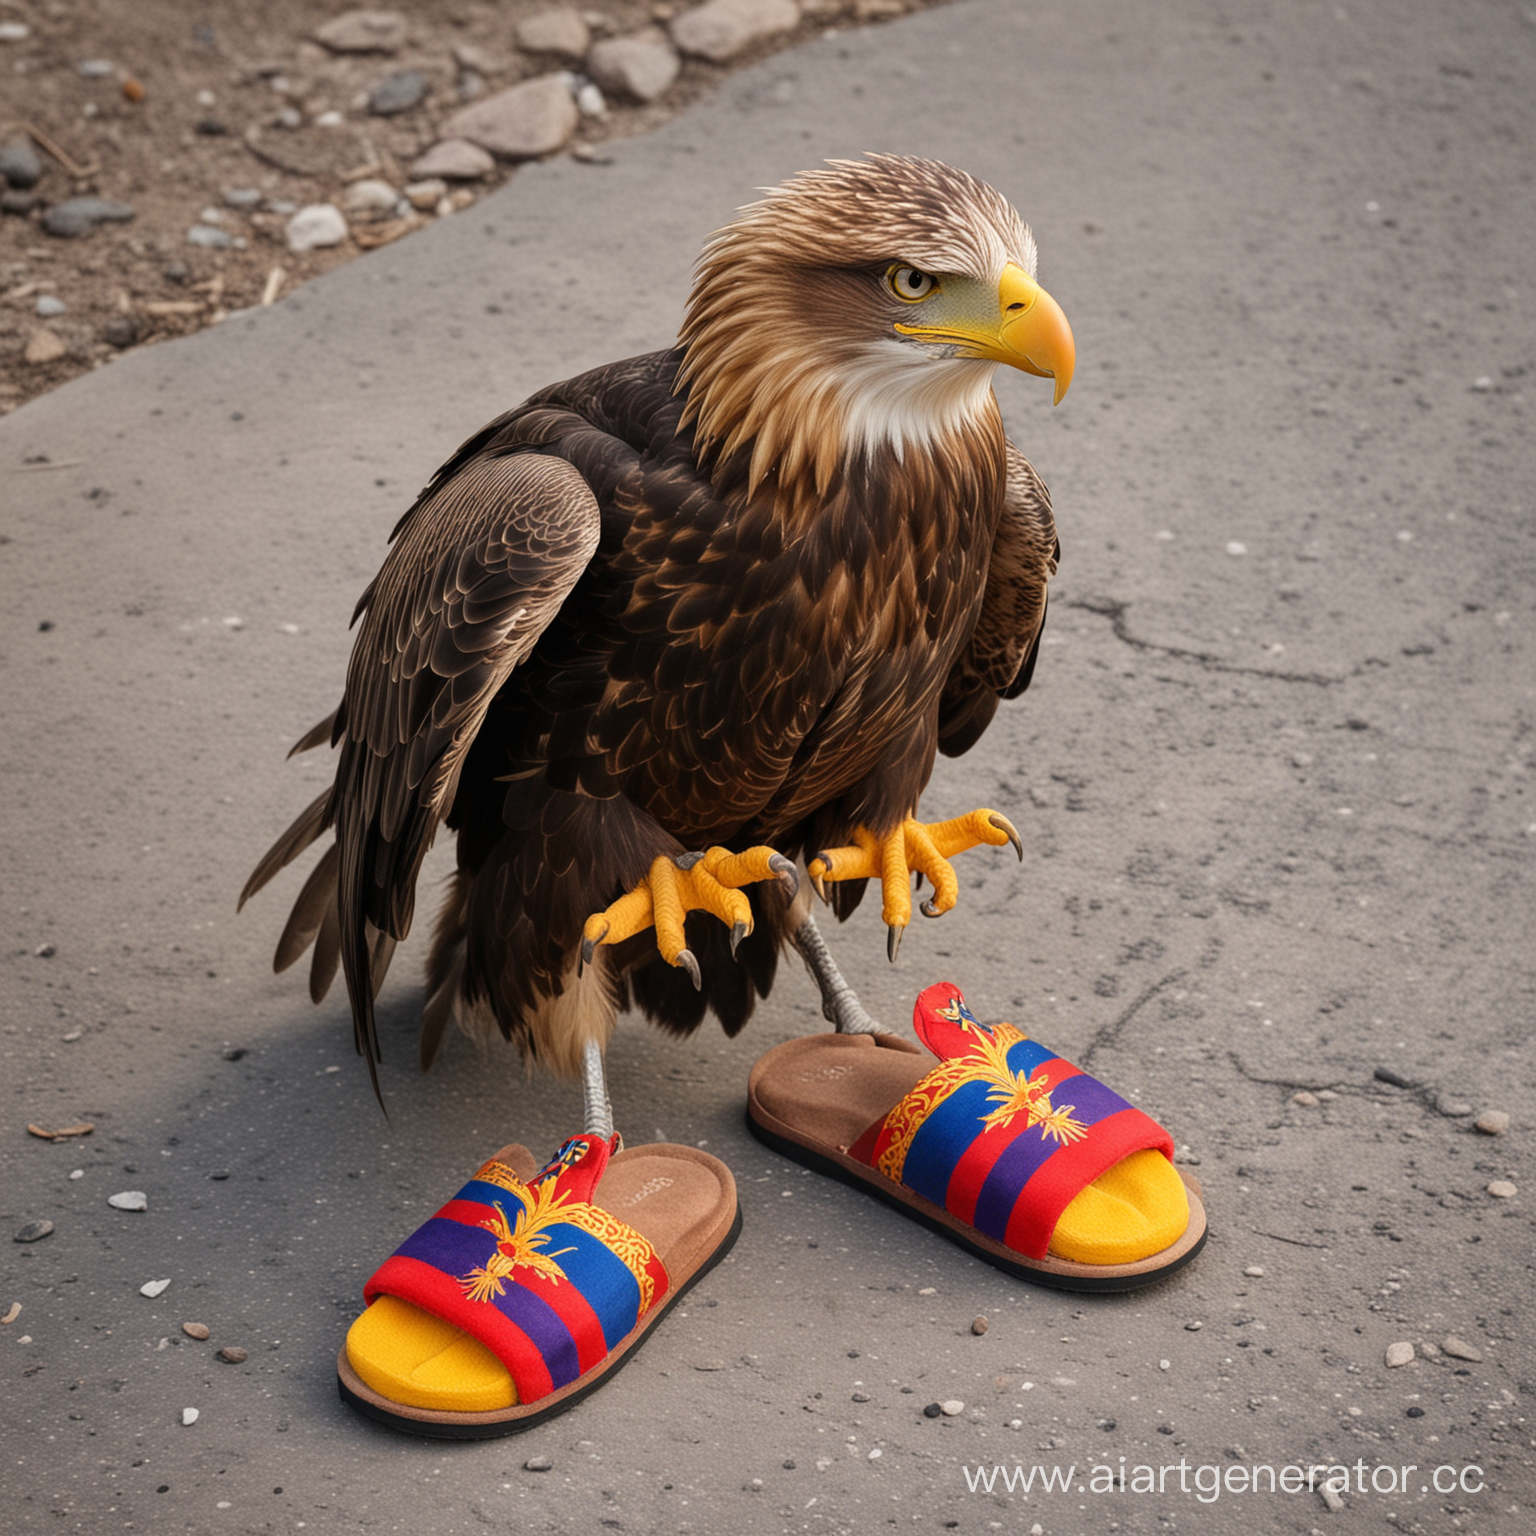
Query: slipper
337 1133 739 1437
746 982 1206 1292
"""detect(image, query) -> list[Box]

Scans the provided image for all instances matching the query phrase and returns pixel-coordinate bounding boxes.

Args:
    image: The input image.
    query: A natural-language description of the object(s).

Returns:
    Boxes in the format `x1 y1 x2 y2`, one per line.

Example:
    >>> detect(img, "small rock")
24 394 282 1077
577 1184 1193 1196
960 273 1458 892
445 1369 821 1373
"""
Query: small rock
181 1407 199 1426
41 197 136 238
694 1358 726 1371
223 187 263 209
1290 1090 1318 1107
369 69 428 116
409 138 496 181
851 1390 869 1402
195 117 230 136
314 9 406 55
1418 1341 1441 1358
13 1220 53 1243
34 941 56 957
217 1345 247 1364
315 109 345 128
77 59 115 78
586 32 681 102
524 1455 553 1471
1184 1320 1203 1331
0 135 43 189
515 7 592 59
456 70 485 102
453 42 498 73
670 0 801 62
108 1191 148 1212
1438 1098 1474 1117
1319 1484 1345 1512
140 1278 171 1298
25 330 67 364
1474 1110 1510 1135
1159 1358 1171 1371
1406 1405 1425 1418
0 21 32 41
1487 1180 1517 1199
183 1322 211 1340
1 1302 19 1325
922 1402 942 1418
102 315 141 349
186 223 233 248
970 1315 989 1336
1374 1066 1416 1089
1440 1334 1483 1362
273 106 303 130
343 178 400 219
439 75 579 160
2 189 39 215
1243 1265 1265 1278
939 1398 965 1416
1097 1417 1117 1430
1384 1341 1415 1368
285 203 349 252
574 80 607 116
404 178 447 210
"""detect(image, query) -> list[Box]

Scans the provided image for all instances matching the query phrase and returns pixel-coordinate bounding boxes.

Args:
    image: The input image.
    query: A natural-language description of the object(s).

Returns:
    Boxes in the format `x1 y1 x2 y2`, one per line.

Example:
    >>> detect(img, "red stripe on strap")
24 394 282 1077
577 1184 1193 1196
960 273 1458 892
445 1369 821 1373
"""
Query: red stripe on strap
365 1253 555 1403
1000 1107 1176 1259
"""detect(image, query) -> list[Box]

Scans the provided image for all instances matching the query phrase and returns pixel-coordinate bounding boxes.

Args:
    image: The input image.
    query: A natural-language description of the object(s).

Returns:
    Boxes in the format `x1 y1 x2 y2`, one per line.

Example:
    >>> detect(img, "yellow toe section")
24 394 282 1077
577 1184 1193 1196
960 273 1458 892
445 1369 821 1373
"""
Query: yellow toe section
345 1295 516 1414
1048 1149 1190 1266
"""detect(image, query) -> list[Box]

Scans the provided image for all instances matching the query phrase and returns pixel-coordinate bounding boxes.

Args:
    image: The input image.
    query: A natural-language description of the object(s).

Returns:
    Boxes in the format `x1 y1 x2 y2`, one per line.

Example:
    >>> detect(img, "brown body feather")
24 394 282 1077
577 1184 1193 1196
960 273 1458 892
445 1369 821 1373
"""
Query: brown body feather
240 156 1063 1091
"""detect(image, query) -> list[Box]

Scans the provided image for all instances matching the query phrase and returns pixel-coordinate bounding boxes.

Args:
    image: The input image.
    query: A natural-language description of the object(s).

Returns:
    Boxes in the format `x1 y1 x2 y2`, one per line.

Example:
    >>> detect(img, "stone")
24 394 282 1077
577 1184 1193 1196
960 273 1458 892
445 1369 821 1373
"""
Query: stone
13 1220 53 1243
108 1191 149 1211
1384 1341 1414 1368
25 331 67 364
187 223 233 248
1487 1180 1517 1198
1474 1110 1509 1135
1291 1090 1318 1106
103 315 142 348
515 8 592 60
404 178 447 210
586 32 681 103
2 189 39 215
440 75 579 160
41 197 136 237
0 135 43 189
970 1315 989 1335
183 1322 211 1340
1319 1484 1345 1512
369 69 428 116
410 138 496 181
670 0 800 63
343 178 400 219
575 81 607 116
181 1407 199 1425
1440 1335 1483 1362
1243 1265 1265 1278
286 203 349 252
525 1455 553 1471
223 187 262 209
140 1278 171 1298
35 296 66 317
939 1398 964 1415
218 1345 248 1363
77 58 114 78
922 1401 942 1418
314 10 406 55
0 21 32 41
1438 1098 1473 1117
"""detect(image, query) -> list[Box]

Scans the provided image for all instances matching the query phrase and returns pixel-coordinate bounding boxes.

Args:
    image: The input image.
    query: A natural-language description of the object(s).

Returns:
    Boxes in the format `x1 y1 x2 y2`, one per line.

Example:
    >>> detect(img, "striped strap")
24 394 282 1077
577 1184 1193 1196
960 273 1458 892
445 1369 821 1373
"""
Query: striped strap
363 1134 670 1404
847 983 1175 1260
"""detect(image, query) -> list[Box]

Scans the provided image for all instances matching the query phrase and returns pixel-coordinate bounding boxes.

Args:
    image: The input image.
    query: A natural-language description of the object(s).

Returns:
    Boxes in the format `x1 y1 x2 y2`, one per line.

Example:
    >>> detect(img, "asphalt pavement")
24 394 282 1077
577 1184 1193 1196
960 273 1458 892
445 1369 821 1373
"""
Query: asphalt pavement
4 1 1533 1532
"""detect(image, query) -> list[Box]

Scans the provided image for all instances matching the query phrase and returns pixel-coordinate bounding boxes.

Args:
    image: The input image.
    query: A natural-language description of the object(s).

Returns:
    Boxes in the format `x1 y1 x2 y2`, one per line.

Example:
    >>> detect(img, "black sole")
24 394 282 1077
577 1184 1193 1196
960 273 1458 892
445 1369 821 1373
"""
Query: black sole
747 1109 1206 1295
338 1202 743 1439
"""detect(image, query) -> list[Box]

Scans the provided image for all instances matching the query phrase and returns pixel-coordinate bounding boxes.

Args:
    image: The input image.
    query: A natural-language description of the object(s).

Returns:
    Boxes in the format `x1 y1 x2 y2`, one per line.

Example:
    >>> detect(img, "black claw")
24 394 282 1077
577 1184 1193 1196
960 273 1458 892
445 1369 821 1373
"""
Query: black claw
810 871 828 905
989 812 1024 861
677 948 702 991
769 852 800 896
920 898 942 919
886 924 904 964
580 933 599 969
729 921 748 958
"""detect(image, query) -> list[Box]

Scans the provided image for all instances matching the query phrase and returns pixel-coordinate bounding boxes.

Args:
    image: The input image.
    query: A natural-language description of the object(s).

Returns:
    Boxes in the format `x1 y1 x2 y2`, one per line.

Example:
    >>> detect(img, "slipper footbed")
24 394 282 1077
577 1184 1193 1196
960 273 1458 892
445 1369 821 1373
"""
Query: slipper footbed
345 1144 734 1417
749 1033 1188 1268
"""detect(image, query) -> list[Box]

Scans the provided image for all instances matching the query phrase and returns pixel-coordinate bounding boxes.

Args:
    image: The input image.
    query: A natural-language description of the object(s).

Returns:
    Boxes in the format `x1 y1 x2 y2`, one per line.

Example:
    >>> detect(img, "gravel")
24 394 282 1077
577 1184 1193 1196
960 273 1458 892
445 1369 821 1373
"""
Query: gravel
183 1322 211 1340
369 69 429 116
108 1190 148 1211
1475 1109 1510 1135
13 1220 54 1243
0 134 43 189
140 1278 171 1298
40 197 136 238
1384 1341 1415 1368
1440 1335 1484 1362
285 203 349 252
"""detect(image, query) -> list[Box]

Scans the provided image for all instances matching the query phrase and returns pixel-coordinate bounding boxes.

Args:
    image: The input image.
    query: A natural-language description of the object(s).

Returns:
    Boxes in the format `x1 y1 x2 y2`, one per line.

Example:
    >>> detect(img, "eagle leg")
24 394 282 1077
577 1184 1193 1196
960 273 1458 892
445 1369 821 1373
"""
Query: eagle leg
582 1038 615 1140
808 809 1023 960
581 845 799 988
790 911 889 1035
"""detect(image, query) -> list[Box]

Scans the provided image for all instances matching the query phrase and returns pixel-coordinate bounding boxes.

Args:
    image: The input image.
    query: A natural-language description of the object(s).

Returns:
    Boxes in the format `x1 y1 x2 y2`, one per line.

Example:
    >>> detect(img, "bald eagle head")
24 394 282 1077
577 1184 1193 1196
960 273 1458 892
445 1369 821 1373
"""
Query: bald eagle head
677 154 1075 496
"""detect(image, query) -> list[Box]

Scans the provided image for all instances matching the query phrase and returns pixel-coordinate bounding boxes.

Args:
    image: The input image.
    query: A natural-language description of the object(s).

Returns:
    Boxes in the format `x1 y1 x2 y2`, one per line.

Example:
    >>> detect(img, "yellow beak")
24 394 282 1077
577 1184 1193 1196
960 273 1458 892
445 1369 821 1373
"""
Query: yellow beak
896 262 1076 404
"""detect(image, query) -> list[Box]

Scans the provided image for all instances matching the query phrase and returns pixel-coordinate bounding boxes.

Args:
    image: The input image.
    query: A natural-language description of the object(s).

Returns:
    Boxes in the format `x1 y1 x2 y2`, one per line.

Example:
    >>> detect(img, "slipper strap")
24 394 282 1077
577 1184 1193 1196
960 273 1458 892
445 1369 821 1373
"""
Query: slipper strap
846 983 1175 1260
361 1134 670 1405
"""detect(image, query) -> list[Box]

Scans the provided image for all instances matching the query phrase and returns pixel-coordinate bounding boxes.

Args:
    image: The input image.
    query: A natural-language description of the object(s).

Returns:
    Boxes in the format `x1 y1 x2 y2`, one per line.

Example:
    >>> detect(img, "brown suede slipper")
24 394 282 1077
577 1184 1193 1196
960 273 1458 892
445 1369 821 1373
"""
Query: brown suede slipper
337 1135 739 1437
747 985 1206 1293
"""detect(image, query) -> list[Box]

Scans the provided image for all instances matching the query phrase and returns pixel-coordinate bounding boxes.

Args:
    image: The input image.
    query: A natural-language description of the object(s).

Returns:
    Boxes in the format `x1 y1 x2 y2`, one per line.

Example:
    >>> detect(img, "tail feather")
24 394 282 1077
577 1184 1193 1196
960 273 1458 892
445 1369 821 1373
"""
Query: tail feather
274 842 340 973
309 897 342 1004
239 788 331 909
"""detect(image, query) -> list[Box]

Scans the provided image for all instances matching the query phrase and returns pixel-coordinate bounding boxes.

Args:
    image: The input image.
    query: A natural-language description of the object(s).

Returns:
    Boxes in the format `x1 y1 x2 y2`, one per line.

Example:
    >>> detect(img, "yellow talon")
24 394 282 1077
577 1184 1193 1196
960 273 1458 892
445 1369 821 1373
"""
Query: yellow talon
807 808 1022 952
582 846 798 986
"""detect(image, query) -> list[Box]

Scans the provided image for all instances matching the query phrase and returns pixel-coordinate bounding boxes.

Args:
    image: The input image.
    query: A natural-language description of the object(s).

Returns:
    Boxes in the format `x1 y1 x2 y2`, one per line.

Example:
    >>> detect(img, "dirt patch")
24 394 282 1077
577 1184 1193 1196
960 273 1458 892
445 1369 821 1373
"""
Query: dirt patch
0 0 941 415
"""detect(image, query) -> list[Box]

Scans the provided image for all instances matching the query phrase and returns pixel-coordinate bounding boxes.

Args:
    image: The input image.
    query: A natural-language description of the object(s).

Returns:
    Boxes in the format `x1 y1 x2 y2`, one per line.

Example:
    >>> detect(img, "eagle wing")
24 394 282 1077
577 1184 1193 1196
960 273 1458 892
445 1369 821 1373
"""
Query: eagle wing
937 441 1059 757
242 446 601 1094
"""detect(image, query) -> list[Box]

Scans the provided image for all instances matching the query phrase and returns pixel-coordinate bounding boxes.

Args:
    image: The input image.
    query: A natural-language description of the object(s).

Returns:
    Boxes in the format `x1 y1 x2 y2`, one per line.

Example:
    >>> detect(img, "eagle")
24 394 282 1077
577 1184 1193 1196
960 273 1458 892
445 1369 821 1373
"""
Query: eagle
240 154 1074 1127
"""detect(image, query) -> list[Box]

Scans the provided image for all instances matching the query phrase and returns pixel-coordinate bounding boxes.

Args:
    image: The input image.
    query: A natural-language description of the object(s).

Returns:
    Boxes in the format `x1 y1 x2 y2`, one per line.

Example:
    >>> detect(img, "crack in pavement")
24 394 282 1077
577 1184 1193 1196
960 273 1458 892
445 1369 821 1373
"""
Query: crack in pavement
1080 968 1189 1067
1068 595 1342 686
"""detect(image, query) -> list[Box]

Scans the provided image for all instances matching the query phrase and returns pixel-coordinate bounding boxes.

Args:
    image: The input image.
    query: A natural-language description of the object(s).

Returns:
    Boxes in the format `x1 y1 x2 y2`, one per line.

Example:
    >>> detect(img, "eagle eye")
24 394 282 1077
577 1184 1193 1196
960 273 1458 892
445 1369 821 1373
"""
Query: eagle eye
887 265 938 303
